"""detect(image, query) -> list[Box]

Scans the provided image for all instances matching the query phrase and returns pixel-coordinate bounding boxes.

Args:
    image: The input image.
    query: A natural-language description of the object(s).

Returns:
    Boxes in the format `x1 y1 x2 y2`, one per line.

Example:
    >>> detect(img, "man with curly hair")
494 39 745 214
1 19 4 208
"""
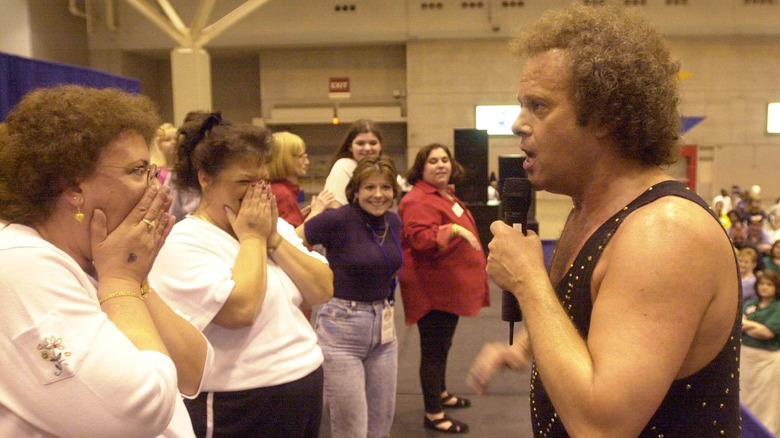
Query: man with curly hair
468 4 741 437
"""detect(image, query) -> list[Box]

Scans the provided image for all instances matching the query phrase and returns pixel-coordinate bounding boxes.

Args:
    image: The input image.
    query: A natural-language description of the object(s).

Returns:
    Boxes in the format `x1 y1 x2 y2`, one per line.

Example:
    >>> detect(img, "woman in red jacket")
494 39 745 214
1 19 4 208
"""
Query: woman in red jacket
268 131 333 230
399 143 490 434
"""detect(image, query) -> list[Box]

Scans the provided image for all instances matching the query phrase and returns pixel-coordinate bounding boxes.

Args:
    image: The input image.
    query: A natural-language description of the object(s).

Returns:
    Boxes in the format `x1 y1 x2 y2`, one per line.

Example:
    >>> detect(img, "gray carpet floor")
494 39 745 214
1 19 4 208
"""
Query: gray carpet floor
317 279 533 437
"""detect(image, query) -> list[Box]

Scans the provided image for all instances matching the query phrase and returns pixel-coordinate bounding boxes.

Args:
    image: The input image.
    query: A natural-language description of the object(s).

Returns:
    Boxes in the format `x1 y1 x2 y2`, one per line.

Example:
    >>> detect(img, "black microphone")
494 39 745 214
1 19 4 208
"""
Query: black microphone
500 177 532 345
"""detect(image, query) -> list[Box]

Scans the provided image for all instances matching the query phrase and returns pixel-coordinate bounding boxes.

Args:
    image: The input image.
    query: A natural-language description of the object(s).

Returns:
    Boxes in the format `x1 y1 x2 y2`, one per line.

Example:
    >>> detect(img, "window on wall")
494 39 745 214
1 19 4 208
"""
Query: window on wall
768 103 780 134
476 105 521 135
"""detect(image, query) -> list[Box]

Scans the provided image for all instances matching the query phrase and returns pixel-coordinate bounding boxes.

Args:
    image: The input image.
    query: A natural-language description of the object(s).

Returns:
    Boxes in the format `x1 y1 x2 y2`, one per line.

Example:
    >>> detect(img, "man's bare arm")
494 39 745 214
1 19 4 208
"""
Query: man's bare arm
487 198 737 437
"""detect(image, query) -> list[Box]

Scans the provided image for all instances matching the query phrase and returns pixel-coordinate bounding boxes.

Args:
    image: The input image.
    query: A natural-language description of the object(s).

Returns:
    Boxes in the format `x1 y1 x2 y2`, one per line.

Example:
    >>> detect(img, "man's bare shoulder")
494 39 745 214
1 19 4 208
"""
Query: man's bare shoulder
617 194 728 249
595 193 735 302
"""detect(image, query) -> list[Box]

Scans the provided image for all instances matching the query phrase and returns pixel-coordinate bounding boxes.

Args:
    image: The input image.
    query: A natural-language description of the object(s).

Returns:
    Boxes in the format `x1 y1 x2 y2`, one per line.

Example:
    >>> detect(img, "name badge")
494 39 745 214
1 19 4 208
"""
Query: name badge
745 304 757 315
452 203 464 217
381 305 395 344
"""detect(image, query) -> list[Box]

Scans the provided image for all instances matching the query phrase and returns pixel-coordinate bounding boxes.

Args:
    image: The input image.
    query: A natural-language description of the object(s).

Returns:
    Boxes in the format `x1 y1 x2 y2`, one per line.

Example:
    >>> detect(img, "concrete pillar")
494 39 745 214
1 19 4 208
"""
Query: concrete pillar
171 47 212 125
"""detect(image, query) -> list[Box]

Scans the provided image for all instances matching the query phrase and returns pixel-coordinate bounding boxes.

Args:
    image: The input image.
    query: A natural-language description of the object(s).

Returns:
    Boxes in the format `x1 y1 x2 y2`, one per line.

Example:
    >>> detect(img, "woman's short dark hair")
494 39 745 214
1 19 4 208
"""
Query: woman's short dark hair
405 143 465 186
0 85 159 225
755 269 780 299
346 156 400 204
173 112 273 192
331 119 384 166
511 4 681 166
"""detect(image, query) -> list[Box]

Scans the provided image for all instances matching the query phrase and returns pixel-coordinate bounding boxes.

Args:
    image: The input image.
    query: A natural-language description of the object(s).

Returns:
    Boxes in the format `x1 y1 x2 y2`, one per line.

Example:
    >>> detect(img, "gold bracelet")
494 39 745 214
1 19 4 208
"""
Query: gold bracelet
140 281 152 298
99 291 143 305
451 224 458 238
267 233 283 255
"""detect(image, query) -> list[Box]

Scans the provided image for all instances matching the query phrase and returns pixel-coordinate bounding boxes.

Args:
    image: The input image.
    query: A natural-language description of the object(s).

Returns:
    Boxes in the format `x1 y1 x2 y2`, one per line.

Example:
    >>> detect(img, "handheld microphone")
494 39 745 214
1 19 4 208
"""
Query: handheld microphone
500 177 532 345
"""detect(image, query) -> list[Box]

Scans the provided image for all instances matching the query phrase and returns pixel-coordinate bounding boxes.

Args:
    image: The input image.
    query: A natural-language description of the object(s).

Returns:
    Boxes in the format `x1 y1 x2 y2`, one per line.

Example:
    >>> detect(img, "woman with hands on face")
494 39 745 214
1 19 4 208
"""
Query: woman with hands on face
398 143 490 434
149 113 333 438
0 85 212 438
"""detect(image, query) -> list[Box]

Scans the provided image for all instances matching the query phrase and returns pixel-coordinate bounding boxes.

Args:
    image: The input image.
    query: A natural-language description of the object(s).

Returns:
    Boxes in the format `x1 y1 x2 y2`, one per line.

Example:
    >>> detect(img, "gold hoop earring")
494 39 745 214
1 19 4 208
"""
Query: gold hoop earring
74 205 85 223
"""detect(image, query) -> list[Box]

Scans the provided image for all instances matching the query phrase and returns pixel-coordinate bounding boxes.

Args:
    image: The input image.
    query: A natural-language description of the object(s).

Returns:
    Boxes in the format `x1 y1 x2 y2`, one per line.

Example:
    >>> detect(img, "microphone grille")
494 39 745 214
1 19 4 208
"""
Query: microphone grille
502 177 531 197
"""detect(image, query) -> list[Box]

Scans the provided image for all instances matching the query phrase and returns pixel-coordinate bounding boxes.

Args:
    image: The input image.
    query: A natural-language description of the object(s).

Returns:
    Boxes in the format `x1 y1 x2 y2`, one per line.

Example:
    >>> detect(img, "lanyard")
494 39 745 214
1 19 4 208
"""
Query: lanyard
366 219 403 303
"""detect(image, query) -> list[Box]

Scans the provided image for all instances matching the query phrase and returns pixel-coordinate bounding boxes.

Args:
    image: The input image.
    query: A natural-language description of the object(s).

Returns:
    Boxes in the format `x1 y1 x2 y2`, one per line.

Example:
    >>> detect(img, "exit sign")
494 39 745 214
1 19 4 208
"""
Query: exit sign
329 77 351 99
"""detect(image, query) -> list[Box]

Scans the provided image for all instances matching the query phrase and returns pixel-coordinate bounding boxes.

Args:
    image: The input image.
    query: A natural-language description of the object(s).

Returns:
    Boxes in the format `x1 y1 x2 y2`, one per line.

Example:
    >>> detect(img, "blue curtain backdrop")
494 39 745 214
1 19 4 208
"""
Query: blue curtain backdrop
1 51 140 121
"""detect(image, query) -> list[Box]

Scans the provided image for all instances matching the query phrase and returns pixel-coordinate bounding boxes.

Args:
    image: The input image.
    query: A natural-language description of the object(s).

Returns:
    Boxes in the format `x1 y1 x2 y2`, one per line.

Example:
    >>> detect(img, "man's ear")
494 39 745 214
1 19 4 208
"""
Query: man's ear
590 119 613 140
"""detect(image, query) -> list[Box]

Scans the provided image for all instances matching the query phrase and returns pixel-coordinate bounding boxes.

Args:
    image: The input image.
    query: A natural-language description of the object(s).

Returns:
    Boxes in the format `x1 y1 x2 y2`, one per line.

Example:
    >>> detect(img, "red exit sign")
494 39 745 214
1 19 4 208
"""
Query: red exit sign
329 77 350 93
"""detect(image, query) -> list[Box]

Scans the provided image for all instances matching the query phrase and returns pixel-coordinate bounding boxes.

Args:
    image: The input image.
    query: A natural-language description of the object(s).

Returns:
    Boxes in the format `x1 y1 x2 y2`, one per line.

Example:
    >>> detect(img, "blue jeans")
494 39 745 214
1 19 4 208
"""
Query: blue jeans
315 297 398 438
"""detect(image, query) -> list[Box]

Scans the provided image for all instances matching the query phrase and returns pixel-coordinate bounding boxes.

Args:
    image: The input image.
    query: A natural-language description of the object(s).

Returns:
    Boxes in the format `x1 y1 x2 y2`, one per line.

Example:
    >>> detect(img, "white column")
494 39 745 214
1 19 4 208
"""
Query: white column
170 47 212 125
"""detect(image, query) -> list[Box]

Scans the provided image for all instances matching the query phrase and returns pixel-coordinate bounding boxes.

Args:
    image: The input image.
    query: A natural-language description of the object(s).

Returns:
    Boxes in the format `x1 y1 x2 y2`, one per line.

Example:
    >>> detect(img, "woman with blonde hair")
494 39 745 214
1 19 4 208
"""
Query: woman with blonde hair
269 131 333 229
150 122 178 184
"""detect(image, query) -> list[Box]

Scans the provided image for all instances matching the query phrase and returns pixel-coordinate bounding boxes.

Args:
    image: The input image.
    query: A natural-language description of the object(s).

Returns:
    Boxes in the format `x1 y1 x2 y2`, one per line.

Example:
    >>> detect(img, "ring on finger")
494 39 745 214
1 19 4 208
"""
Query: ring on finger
142 218 155 232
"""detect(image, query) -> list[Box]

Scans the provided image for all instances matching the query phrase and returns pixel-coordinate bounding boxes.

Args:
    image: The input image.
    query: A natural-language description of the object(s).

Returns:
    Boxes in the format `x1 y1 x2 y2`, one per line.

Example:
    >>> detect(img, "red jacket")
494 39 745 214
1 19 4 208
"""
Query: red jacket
271 179 305 227
398 180 490 325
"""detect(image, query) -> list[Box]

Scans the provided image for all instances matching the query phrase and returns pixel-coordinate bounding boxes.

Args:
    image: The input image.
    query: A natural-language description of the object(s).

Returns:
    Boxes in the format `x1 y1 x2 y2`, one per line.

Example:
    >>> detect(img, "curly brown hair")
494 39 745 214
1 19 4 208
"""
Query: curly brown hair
0 85 159 225
405 143 466 186
511 4 681 165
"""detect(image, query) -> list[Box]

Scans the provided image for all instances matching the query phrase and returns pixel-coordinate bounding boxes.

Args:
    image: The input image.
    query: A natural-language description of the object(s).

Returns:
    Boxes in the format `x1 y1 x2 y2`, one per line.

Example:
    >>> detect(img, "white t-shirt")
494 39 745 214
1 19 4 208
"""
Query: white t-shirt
323 157 357 206
149 217 325 392
0 224 199 438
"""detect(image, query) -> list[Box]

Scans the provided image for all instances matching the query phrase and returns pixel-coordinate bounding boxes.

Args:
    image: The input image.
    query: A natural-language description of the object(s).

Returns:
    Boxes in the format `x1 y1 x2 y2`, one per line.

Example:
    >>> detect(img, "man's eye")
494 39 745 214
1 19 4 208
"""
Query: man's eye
131 166 146 176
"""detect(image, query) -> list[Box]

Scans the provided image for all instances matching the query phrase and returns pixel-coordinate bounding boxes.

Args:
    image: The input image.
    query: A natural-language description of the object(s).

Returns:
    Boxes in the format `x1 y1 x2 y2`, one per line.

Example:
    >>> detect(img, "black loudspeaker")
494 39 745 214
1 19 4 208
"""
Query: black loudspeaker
498 154 538 233
468 204 500 255
453 129 488 204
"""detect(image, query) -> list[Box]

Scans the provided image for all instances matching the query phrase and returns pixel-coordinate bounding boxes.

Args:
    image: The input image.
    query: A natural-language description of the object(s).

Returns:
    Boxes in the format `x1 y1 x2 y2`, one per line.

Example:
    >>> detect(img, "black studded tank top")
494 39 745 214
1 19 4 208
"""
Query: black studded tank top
530 180 742 437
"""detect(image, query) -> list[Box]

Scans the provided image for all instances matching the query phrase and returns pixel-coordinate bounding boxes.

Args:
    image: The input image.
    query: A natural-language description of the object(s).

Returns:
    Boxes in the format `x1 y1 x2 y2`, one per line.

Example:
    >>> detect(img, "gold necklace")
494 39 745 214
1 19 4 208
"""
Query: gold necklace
369 217 389 245
378 218 389 245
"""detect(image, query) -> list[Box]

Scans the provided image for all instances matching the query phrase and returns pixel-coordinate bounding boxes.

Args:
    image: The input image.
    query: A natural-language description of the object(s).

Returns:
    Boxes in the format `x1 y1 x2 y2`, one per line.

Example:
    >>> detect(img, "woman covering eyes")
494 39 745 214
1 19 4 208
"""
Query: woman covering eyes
149 113 333 437
298 155 403 438
0 85 213 437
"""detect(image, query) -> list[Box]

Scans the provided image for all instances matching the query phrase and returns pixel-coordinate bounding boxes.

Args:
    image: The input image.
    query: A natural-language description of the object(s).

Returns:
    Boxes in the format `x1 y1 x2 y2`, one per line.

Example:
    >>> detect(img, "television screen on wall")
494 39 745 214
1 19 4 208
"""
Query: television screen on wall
475 105 521 135
768 103 780 134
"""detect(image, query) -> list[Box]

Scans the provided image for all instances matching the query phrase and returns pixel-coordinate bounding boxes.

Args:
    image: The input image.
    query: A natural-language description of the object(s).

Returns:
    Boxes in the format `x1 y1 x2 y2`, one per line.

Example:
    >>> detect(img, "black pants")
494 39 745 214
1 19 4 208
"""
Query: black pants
184 366 323 438
417 310 460 413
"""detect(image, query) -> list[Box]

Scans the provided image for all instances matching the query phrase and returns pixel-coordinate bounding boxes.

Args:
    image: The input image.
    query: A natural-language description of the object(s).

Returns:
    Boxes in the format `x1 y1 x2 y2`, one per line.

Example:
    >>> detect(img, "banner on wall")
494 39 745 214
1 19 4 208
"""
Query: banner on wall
1 51 140 121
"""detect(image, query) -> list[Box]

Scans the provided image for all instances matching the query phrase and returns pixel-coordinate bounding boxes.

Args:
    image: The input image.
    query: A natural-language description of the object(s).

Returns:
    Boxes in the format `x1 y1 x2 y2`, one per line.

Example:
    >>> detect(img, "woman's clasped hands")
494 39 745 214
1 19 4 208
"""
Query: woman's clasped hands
226 181 278 245
91 183 175 285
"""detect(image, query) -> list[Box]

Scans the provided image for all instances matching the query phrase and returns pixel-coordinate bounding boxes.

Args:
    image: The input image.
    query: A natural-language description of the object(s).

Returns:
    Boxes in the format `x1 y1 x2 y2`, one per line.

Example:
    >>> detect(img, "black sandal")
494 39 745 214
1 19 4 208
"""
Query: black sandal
442 394 472 409
424 415 469 434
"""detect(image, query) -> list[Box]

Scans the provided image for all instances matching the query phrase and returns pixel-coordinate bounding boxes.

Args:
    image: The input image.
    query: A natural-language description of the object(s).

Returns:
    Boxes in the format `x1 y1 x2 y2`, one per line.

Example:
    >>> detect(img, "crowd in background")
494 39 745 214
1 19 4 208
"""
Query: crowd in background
719 186 780 436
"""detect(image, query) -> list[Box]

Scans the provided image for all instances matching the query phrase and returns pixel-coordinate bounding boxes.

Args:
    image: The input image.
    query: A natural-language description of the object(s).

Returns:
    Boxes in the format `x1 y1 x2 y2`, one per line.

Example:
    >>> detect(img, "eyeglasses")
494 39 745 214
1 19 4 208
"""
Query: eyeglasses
100 163 160 187
145 163 161 186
